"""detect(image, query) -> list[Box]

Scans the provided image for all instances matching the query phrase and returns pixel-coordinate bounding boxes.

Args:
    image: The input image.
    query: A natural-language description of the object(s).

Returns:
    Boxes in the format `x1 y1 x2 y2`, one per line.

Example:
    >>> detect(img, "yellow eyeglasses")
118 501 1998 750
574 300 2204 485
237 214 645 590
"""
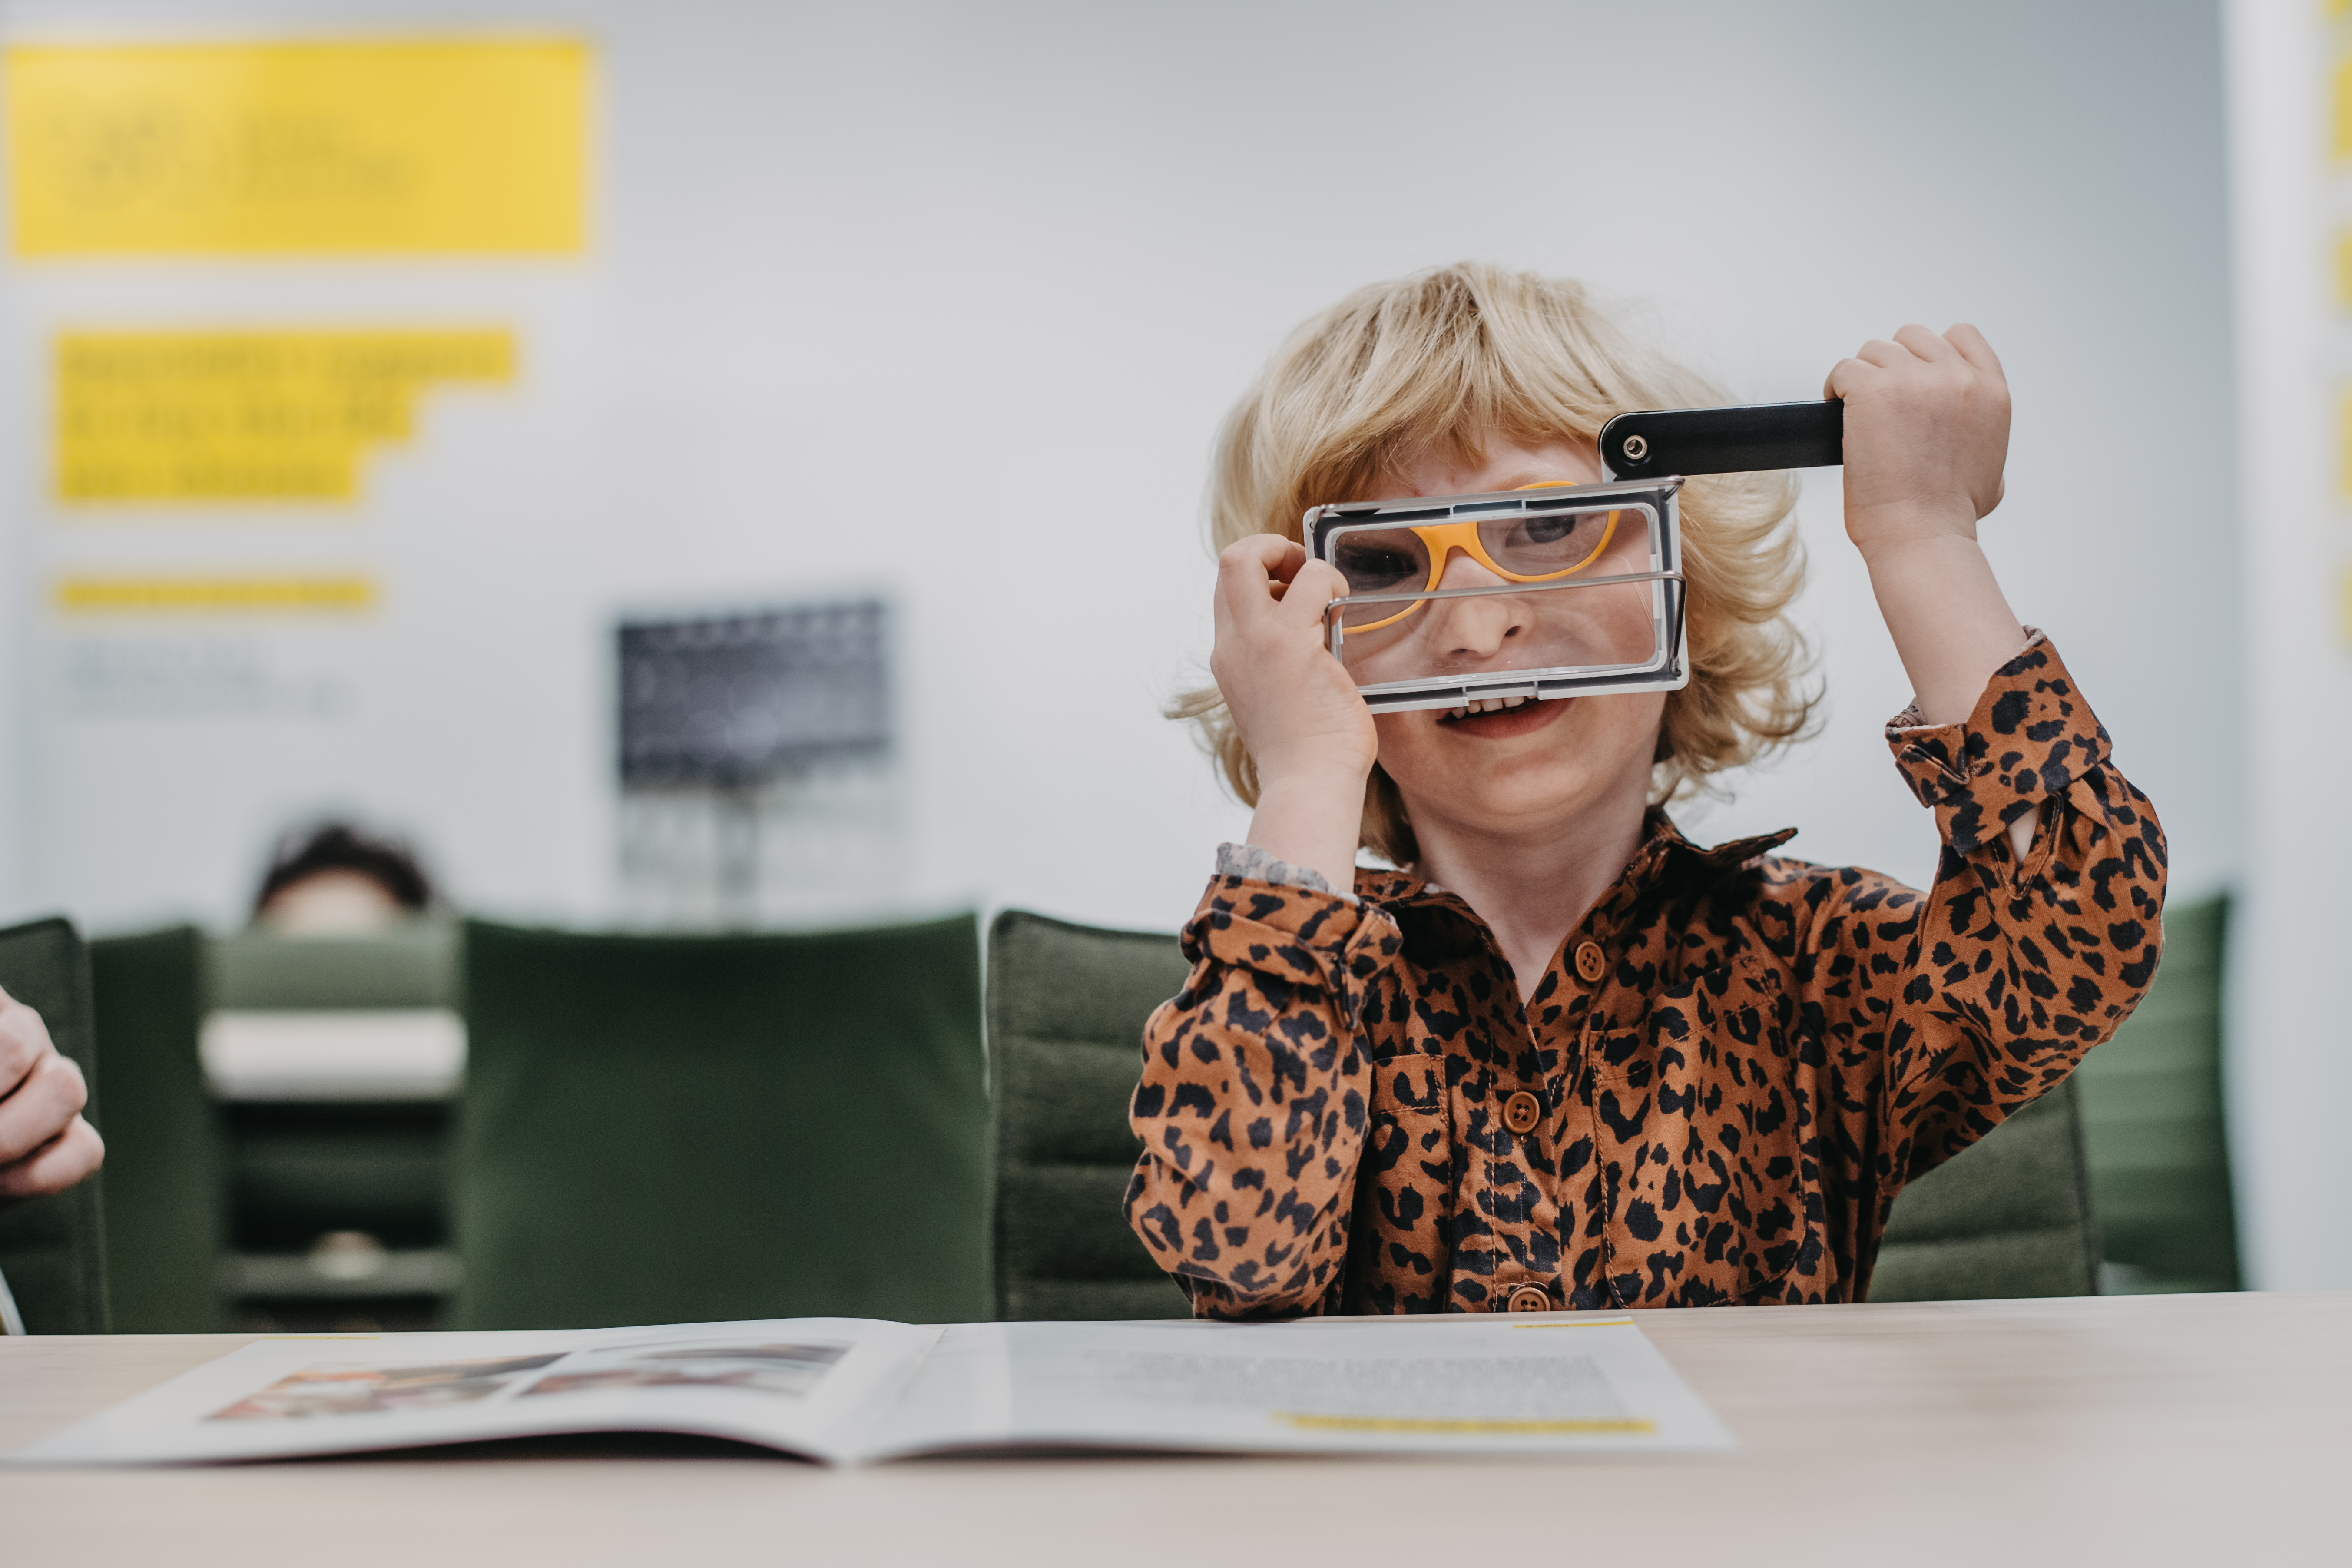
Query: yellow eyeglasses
1326 505 1625 634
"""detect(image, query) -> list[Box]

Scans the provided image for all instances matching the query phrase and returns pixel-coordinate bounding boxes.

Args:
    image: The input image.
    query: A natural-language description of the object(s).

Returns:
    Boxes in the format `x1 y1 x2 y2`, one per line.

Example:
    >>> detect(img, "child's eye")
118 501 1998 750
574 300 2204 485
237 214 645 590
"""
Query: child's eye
1333 542 1424 589
1520 514 1585 545
1486 510 1617 575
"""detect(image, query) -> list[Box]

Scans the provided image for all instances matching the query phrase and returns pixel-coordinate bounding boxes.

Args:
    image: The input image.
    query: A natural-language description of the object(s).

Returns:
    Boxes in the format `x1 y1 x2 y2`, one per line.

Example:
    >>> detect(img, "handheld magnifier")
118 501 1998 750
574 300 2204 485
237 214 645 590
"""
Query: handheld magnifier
1301 399 1845 713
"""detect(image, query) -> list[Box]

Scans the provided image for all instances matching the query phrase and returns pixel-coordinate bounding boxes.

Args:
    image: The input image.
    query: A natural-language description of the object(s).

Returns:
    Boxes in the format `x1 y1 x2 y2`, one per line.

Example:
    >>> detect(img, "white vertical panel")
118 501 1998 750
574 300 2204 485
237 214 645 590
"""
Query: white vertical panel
0 271 23 921
2223 0 2352 1289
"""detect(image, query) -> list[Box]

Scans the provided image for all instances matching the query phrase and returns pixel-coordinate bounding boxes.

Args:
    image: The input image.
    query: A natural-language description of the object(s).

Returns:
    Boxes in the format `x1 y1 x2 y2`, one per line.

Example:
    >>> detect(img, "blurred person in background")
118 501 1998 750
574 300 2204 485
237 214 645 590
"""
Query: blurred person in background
252 822 440 935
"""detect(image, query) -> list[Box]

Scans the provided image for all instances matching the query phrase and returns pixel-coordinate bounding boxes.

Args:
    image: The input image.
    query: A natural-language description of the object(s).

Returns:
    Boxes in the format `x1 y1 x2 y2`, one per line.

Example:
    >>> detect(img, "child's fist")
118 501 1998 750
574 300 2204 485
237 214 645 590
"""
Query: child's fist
1825 324 2011 563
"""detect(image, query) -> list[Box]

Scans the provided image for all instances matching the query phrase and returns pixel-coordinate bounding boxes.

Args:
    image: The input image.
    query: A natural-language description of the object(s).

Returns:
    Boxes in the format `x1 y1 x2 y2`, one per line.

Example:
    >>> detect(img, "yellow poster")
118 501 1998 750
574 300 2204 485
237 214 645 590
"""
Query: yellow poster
4 40 588 255
56 328 515 503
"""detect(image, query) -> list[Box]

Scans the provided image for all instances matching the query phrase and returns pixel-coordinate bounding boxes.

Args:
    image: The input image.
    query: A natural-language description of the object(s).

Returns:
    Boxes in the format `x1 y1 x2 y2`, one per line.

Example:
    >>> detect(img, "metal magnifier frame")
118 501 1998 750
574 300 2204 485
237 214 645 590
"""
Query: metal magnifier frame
1305 477 1690 714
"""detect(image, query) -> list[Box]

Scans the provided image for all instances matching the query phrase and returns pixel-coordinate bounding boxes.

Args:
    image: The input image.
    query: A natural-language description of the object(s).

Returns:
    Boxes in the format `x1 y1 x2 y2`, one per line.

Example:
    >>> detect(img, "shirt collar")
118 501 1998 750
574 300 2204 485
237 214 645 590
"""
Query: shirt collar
1353 811 1799 912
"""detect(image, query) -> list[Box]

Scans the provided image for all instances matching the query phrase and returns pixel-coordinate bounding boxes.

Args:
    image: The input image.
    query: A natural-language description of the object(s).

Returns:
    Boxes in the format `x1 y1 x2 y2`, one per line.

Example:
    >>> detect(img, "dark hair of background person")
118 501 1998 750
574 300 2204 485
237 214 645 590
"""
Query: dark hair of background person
251 823 437 919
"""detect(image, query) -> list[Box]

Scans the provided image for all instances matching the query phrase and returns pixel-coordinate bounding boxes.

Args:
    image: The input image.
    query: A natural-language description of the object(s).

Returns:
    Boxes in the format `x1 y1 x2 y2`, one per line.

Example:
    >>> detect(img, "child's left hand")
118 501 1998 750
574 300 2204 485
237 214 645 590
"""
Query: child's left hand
1825 323 2011 566
1822 322 2028 751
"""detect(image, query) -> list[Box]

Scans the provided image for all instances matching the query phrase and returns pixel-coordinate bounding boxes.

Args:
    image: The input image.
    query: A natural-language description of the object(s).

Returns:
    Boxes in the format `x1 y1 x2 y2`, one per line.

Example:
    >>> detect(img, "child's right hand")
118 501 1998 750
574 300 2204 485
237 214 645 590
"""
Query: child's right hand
1211 535 1378 885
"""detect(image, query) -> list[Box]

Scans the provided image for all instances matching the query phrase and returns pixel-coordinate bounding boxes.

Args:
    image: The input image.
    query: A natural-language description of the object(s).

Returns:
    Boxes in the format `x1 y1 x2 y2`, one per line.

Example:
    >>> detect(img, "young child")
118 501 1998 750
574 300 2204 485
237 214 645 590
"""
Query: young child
1126 263 2165 1314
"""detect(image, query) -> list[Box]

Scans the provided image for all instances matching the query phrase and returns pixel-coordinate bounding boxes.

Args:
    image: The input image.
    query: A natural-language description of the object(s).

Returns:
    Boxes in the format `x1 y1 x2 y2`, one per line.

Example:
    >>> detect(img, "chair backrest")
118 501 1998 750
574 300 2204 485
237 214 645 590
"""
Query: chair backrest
89 926 227 1332
1868 1077 2098 1300
2070 894 2238 1293
209 925 460 1011
0 917 110 1333
987 910 1190 1321
204 924 466 1330
452 914 988 1329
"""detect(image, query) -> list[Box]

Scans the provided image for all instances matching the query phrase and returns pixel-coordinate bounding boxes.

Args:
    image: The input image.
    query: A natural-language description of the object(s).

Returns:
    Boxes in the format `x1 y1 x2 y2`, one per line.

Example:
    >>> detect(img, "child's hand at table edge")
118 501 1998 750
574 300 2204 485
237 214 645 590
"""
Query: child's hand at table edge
1826 324 2029 736
1212 534 1378 894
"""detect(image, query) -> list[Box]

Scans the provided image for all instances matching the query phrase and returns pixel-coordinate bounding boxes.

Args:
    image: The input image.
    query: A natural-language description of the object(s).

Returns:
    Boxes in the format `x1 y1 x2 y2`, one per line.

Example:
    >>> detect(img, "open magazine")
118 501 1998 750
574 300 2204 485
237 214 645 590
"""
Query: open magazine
13 1314 1734 1467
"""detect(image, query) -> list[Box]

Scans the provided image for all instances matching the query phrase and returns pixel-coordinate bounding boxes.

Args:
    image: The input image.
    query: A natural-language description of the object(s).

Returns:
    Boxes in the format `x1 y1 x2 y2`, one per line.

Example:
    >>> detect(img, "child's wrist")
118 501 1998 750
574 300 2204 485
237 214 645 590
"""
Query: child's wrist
1858 530 2026 728
1246 769 1368 895
1851 513 1980 574
1252 766 1371 832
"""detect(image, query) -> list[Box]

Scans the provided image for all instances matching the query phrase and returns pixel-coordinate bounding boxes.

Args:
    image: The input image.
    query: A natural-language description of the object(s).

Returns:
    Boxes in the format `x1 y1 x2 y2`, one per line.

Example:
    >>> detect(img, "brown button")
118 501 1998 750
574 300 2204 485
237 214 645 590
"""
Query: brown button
1574 941 1606 984
1502 1091 1542 1135
1505 1284 1552 1313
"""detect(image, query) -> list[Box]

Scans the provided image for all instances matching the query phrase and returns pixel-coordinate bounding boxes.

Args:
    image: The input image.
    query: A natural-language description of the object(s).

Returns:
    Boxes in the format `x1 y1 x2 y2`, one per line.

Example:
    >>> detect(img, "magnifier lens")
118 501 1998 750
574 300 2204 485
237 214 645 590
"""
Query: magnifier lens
1338 578 1657 684
1328 506 1666 692
1329 530 1431 627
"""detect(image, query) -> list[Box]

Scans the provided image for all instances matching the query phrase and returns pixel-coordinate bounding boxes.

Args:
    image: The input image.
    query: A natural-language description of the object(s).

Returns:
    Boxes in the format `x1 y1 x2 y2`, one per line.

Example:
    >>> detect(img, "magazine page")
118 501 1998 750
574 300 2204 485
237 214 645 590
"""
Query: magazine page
867 1313 1734 1460
11 1317 942 1467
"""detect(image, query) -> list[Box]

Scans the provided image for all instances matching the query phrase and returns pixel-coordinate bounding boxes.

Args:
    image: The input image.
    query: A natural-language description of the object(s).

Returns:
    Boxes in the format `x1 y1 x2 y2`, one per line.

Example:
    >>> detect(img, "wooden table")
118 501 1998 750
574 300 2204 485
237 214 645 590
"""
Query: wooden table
4 1291 2344 1567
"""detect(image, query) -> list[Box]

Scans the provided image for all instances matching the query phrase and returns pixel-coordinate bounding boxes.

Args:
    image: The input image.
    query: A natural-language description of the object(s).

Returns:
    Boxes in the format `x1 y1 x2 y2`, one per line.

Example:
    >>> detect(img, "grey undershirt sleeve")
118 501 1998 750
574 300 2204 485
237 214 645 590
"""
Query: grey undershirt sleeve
1214 841 1359 905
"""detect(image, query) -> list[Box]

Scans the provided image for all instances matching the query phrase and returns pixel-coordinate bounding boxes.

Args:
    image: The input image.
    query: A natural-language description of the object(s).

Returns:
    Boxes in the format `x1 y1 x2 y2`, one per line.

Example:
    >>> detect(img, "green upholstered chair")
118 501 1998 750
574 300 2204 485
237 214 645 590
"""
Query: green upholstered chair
207 927 461 1257
987 909 1189 1321
0 917 110 1333
452 914 988 1330
1869 1079 2097 1301
2071 895 2239 1293
89 926 229 1332
987 908 2104 1313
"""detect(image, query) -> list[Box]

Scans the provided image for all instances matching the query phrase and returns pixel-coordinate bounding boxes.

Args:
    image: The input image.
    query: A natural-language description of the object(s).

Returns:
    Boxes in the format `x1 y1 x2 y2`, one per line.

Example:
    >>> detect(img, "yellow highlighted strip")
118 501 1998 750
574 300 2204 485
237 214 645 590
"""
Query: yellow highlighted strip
2340 389 2352 502
2338 53 2352 160
5 40 589 256
1510 1316 1635 1329
55 328 514 505
1277 1413 1656 1436
56 576 377 614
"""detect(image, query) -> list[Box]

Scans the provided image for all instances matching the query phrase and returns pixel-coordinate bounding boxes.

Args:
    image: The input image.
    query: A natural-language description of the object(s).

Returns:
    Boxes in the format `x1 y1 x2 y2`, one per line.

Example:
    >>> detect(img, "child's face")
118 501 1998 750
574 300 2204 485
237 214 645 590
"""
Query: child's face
1368 436 1669 850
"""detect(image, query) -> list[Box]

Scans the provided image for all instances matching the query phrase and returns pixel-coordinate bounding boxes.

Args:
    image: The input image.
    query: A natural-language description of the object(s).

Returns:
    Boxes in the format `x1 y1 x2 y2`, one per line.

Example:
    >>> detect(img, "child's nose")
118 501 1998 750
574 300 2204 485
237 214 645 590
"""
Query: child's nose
1424 553 1525 656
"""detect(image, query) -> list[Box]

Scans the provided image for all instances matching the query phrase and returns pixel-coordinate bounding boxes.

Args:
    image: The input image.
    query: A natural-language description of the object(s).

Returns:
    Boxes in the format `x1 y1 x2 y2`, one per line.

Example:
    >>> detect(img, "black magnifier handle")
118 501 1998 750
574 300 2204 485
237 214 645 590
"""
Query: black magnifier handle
1600 399 1843 479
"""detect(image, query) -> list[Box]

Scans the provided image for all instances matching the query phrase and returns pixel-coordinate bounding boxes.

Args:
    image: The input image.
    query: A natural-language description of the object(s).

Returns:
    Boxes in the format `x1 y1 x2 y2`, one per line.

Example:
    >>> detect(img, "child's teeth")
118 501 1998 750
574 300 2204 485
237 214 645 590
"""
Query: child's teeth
1447 696 1536 718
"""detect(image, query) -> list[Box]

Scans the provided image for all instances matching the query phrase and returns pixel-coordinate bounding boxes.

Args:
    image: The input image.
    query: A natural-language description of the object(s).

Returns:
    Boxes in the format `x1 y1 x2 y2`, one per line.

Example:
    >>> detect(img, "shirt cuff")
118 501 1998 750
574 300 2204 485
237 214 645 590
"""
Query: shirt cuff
1885 630 2113 854
1213 842 1358 905
1183 860 1396 1023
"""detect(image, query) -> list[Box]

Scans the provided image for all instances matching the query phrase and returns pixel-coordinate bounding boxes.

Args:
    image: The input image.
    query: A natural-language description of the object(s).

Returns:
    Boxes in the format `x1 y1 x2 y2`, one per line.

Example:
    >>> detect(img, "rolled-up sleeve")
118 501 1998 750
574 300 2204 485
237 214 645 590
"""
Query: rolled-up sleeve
1122 874 1400 1318
1870 634 2167 1175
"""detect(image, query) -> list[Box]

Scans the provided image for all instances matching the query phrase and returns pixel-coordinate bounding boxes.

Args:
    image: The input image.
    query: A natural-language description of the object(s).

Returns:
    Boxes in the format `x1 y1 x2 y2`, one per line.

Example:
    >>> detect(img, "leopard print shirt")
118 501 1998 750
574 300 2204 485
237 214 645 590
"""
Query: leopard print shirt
1124 636 2166 1314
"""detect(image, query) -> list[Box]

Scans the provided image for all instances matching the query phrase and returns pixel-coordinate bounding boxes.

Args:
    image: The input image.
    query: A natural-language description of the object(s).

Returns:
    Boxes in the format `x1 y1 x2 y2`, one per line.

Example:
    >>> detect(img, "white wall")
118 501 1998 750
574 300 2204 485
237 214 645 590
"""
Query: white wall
0 0 2239 944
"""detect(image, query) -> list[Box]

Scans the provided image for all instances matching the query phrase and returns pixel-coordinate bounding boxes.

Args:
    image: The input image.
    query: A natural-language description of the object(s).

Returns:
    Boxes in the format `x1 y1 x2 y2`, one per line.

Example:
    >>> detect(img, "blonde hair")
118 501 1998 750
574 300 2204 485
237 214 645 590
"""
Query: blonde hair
1175 262 1816 865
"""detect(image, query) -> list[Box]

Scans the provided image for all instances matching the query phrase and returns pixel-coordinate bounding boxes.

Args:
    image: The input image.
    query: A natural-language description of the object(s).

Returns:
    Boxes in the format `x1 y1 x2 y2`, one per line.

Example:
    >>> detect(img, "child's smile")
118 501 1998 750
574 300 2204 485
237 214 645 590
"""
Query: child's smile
1434 693 1569 739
